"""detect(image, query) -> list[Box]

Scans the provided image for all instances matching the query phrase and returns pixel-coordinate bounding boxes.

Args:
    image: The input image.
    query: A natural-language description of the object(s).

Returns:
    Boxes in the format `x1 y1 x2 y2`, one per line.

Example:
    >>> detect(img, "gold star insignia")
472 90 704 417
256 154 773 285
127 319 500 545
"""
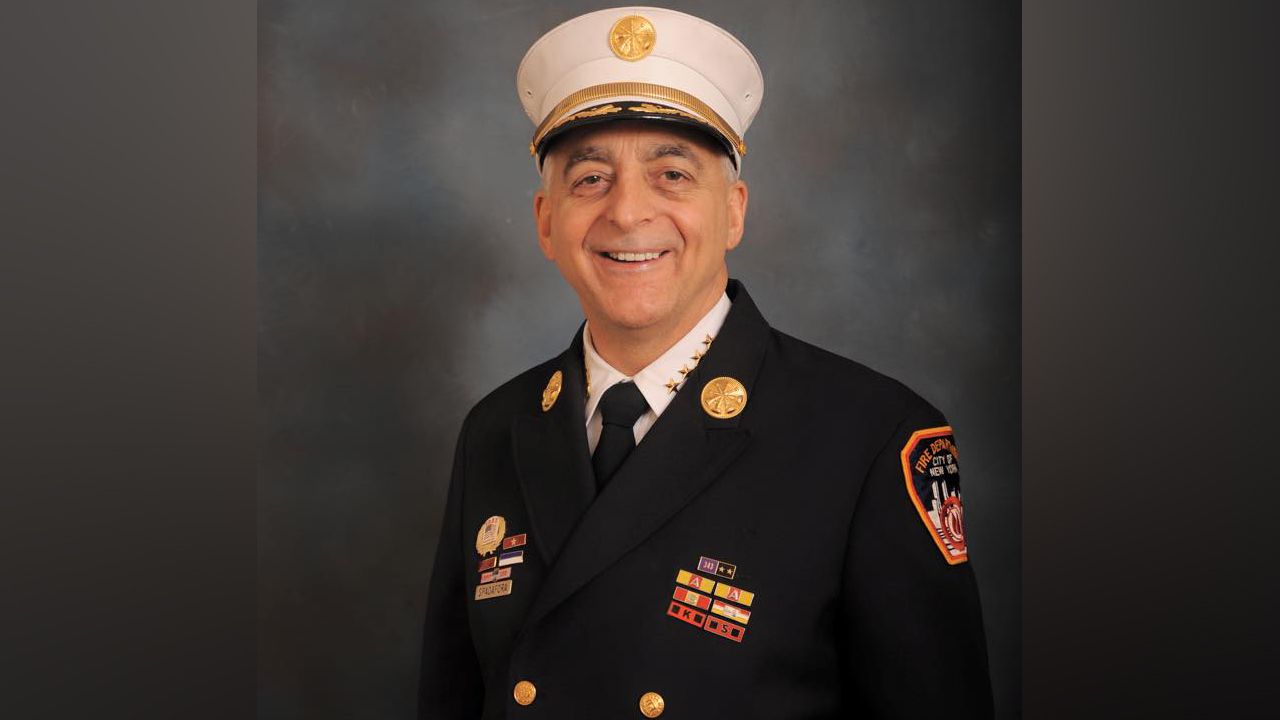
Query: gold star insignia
702 334 714 346
677 365 691 377
665 379 679 393
691 350 704 362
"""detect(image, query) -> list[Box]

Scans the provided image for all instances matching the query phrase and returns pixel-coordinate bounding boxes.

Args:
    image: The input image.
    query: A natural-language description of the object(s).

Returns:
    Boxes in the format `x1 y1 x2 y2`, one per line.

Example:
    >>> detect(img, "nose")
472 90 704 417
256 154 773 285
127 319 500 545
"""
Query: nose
604 167 655 232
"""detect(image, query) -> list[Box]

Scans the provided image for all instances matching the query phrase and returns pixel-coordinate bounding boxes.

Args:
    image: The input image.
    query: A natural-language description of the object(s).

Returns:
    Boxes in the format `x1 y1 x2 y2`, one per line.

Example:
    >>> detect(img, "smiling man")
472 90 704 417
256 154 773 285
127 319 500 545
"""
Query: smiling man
419 7 993 719
534 123 745 377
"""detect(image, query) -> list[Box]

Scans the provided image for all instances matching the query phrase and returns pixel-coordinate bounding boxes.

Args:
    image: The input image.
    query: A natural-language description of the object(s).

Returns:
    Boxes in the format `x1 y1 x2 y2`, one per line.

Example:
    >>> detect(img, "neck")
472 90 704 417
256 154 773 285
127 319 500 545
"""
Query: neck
588 282 725 376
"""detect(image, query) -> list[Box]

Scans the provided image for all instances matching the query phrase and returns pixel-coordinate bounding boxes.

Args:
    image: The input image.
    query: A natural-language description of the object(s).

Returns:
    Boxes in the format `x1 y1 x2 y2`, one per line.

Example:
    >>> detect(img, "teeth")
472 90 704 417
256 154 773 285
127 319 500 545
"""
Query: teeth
606 251 663 262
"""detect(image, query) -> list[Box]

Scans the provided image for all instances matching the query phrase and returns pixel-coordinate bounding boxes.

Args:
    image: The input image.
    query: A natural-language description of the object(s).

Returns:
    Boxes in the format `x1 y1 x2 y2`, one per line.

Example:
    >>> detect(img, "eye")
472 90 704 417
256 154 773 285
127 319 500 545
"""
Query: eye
662 170 686 182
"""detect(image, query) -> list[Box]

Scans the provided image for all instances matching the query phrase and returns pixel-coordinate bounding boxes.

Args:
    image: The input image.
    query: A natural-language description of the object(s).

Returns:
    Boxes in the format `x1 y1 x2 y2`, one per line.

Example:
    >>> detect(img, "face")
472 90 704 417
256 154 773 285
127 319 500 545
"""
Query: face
533 122 748 339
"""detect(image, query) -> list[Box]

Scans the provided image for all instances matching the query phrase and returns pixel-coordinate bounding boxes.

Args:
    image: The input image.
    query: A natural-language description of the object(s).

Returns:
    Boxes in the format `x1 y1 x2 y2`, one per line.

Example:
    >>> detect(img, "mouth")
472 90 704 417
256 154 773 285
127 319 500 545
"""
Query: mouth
598 250 670 264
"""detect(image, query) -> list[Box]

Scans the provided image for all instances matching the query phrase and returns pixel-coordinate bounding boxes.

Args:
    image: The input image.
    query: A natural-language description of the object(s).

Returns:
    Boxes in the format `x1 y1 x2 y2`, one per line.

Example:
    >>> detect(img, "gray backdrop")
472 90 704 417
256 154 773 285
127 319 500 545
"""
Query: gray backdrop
259 1 1019 717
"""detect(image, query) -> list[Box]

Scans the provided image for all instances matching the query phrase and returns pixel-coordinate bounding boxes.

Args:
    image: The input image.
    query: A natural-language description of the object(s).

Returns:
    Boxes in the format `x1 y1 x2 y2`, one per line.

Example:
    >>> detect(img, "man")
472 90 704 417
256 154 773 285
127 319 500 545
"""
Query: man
419 7 993 718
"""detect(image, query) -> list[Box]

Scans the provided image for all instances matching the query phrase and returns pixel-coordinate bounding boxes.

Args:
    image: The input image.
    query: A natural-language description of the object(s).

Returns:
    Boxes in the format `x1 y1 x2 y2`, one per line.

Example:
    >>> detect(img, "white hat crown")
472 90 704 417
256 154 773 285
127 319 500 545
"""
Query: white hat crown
517 6 764 167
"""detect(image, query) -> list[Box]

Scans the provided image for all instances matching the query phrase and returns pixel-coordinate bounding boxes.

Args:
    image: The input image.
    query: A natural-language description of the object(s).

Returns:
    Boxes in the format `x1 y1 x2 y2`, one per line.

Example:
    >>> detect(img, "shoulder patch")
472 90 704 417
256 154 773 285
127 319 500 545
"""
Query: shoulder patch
899 426 968 564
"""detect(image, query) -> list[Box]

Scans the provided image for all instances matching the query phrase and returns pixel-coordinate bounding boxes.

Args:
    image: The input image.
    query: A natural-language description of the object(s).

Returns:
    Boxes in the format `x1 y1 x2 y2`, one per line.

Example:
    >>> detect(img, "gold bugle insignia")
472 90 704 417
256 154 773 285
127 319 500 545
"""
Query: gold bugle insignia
700 376 747 419
609 15 656 61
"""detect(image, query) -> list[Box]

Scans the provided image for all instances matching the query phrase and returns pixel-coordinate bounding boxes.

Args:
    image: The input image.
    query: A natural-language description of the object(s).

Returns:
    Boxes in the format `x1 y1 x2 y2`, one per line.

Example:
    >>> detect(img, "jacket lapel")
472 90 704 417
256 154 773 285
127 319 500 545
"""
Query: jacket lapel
522 280 771 630
512 326 597 566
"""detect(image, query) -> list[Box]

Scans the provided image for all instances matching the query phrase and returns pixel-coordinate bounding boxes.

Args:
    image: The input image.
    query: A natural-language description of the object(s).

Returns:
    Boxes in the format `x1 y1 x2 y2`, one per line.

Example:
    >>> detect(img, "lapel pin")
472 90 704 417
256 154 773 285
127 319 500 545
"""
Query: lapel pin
710 598 752 625
675 569 716 593
703 615 746 642
700 376 747 419
667 601 707 628
713 581 754 606
475 515 507 556
541 370 563 412
474 579 513 601
697 555 737 579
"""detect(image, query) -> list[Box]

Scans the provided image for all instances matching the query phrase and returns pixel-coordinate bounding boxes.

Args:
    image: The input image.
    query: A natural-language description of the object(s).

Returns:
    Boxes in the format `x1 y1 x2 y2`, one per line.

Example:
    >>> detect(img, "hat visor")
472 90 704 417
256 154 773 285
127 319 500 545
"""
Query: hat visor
534 102 737 168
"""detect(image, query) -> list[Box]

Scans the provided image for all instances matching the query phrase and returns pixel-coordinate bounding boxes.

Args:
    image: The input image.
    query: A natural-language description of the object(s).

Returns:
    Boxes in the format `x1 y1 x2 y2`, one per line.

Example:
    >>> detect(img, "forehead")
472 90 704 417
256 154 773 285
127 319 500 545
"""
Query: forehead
544 121 726 165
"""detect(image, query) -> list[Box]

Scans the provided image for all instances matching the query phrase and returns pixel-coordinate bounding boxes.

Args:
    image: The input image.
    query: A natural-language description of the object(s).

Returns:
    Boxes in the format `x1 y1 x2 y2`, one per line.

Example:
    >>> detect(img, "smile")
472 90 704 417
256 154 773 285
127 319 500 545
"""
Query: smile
600 250 669 263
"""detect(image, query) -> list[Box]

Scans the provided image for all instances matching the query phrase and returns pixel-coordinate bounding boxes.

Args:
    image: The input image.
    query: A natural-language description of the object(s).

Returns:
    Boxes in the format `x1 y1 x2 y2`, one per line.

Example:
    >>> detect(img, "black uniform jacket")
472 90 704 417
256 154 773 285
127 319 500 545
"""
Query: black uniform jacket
419 281 993 719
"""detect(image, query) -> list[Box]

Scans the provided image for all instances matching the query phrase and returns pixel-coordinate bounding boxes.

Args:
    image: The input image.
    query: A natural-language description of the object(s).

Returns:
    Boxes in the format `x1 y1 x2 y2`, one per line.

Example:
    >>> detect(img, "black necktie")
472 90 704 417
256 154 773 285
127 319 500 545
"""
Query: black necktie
592 381 649 492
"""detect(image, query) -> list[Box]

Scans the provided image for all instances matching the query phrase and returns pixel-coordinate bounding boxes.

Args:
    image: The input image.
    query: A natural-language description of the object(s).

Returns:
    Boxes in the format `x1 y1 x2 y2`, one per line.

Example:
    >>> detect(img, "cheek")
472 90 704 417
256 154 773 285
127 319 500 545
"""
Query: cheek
553 203 599 247
672 203 726 250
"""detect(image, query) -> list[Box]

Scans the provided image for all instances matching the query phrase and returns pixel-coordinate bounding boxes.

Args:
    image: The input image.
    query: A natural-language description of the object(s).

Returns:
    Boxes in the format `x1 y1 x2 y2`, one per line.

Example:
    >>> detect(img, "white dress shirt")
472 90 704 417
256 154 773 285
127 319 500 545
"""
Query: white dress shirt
583 293 733 454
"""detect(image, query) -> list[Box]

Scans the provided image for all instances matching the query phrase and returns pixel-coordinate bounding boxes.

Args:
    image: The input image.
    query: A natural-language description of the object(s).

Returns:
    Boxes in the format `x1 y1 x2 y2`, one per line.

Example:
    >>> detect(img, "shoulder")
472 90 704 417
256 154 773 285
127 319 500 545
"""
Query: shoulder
761 328 948 431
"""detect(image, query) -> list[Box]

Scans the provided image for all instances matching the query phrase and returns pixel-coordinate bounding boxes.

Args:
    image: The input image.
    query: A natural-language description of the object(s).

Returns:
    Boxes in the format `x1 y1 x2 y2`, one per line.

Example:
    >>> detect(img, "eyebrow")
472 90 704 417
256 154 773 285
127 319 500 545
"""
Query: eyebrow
560 146 610 179
645 143 703 169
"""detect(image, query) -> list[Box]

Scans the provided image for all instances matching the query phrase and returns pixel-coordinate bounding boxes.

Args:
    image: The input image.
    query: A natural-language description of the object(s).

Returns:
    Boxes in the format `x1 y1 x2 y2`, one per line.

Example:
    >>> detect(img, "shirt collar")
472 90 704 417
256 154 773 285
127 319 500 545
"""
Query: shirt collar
583 293 733 421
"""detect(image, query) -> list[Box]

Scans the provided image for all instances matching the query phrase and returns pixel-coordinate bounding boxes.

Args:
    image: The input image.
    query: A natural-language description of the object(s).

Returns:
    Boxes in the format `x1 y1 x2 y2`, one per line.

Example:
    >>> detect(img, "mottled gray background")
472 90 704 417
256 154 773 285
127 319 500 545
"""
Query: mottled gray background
258 1 1019 717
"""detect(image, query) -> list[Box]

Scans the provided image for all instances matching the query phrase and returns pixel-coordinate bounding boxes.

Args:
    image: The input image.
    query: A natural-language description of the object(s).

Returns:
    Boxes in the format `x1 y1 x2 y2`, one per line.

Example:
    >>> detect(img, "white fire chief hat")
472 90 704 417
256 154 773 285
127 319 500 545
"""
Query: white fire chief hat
517 6 764 169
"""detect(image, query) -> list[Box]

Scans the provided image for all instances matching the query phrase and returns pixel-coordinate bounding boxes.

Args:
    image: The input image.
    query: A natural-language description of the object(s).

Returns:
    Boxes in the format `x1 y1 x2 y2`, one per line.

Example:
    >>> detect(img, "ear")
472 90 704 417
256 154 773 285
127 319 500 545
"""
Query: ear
724 179 748 251
533 187 554 259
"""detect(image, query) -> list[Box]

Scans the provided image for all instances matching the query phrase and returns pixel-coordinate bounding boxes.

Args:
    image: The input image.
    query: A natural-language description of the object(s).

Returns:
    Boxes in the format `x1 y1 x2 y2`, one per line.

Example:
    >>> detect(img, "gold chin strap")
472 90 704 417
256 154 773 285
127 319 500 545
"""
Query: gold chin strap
530 82 746 157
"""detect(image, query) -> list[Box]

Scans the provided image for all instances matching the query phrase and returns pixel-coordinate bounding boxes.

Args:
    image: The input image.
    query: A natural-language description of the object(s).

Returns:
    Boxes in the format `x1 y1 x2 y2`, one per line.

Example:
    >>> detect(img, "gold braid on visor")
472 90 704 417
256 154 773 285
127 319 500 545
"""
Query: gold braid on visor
530 82 746 157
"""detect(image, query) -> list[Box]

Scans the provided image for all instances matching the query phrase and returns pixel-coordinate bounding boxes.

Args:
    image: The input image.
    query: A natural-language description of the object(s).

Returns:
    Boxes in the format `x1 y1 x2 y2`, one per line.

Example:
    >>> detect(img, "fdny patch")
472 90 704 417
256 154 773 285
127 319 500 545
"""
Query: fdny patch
703 616 746 642
667 600 707 628
900 426 969 564
675 569 717 593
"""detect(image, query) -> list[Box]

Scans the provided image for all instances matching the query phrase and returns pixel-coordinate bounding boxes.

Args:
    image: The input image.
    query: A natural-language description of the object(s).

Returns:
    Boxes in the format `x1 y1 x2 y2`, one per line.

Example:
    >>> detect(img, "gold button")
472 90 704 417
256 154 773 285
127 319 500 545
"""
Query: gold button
638 691 665 718
513 680 537 706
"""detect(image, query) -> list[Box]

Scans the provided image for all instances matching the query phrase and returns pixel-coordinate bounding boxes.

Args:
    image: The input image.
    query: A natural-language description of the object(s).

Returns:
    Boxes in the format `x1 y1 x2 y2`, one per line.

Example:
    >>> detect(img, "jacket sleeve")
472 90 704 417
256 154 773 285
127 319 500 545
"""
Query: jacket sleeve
838 399 994 718
418 414 484 719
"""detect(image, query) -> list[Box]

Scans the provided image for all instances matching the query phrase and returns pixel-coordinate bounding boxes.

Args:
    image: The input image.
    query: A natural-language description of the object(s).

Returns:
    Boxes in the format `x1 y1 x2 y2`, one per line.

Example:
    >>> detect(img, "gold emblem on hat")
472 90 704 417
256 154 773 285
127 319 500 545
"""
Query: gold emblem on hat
700 376 747 419
609 15 656 61
541 370 563 412
639 691 665 718
475 515 507 556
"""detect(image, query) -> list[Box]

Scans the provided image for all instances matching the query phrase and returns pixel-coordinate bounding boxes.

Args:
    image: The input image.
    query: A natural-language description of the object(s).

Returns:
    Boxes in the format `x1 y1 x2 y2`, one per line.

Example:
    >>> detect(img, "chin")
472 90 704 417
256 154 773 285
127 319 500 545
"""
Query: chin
598 294 676 331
